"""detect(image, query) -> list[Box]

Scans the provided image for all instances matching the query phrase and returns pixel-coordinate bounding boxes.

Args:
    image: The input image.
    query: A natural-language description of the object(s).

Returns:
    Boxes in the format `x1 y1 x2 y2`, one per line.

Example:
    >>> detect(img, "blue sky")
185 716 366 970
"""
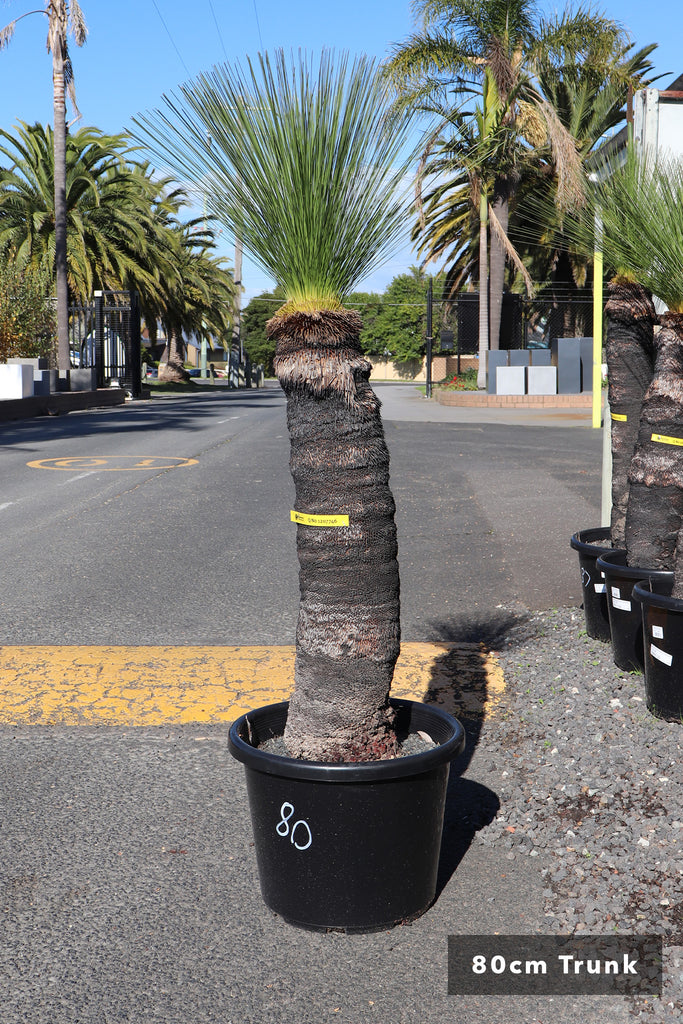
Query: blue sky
0 0 679 299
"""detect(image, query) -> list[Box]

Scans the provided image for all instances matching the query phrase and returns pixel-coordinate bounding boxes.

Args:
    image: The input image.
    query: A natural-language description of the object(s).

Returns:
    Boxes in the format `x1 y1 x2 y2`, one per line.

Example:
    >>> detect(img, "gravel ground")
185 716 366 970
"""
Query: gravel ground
475 605 683 1021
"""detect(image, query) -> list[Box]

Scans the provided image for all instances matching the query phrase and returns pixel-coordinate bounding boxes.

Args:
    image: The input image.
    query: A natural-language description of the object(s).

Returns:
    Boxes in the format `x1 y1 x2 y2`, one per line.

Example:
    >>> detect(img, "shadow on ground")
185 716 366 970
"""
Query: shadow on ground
421 610 530 900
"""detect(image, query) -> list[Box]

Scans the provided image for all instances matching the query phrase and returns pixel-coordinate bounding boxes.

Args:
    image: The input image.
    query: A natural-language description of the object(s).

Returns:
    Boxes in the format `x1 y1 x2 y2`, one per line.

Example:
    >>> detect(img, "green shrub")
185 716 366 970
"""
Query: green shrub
0 248 55 363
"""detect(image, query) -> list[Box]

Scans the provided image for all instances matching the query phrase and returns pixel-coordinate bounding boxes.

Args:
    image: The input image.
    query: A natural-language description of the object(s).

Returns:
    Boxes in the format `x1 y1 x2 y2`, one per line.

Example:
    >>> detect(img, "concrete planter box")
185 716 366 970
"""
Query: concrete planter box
0 364 34 400
69 368 98 392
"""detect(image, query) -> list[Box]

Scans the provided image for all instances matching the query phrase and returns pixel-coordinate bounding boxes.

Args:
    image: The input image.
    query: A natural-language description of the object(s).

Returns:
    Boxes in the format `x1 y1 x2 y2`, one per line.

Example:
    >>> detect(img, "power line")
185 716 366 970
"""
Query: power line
208 0 228 62
252 0 264 51
150 0 191 77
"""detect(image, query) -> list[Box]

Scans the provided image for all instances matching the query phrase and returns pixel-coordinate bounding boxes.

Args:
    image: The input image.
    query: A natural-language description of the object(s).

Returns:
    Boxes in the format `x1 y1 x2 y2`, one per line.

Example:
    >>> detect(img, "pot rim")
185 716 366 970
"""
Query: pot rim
570 526 612 555
596 548 674 582
633 577 680 610
228 698 465 782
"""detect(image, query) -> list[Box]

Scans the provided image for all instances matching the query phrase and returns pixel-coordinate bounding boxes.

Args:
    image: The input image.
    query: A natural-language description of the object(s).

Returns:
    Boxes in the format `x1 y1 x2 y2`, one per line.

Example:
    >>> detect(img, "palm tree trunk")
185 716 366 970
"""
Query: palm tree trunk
272 308 401 762
488 181 509 352
477 191 489 389
625 313 683 587
604 282 656 548
52 40 69 374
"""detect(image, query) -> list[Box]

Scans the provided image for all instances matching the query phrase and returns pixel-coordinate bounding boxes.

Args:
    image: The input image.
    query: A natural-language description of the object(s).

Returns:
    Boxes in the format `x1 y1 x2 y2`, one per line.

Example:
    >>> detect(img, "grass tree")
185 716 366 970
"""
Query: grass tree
134 51 416 761
580 153 683 593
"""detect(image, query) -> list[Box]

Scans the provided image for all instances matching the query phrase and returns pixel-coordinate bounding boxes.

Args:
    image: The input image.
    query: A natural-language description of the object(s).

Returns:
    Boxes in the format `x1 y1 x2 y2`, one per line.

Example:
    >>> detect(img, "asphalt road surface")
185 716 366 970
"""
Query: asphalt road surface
0 383 602 645
0 385 609 1024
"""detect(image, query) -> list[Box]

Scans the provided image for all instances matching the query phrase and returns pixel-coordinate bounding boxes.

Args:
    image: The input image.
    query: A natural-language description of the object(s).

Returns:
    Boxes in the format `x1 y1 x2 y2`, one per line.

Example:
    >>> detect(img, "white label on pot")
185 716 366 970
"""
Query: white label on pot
276 801 312 850
652 625 664 639
651 644 673 667
594 582 606 594
612 597 631 612
611 586 621 599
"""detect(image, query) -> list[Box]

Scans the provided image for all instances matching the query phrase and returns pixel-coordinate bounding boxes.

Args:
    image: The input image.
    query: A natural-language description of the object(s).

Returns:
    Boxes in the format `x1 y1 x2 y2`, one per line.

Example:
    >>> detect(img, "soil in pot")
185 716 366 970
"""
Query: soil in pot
570 527 612 641
596 549 673 673
634 577 683 721
228 698 465 933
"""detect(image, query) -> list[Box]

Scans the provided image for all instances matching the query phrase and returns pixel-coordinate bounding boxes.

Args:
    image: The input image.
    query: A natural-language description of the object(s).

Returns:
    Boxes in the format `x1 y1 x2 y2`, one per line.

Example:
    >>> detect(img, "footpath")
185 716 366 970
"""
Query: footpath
1 387 628 1024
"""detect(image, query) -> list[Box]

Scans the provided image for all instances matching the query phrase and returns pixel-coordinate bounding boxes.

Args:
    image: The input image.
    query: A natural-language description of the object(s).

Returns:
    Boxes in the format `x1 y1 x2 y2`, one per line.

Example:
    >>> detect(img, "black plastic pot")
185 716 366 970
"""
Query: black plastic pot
596 549 673 673
228 698 465 932
570 527 612 641
633 578 683 721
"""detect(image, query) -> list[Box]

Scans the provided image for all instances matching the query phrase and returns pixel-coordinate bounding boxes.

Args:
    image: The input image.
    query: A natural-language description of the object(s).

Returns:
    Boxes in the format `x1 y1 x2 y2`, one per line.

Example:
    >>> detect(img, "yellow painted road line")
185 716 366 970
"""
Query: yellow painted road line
0 643 505 726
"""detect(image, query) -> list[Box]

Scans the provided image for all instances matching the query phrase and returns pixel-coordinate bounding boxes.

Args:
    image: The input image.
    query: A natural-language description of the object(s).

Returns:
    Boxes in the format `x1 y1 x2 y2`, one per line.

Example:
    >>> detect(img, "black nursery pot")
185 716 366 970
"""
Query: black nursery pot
634 578 683 721
228 698 465 933
596 549 673 673
570 527 612 641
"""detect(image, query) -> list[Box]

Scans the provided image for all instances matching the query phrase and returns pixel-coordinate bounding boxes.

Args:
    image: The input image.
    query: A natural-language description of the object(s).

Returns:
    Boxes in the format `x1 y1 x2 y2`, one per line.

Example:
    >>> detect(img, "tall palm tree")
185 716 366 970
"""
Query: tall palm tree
1 1 87 372
414 68 533 386
385 0 641 358
0 123 173 304
134 51 416 761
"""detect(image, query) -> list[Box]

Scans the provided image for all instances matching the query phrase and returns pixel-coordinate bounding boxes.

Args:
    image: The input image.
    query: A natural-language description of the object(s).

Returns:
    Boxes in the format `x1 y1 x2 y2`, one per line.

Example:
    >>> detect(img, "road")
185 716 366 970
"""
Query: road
0 383 602 646
0 385 611 1024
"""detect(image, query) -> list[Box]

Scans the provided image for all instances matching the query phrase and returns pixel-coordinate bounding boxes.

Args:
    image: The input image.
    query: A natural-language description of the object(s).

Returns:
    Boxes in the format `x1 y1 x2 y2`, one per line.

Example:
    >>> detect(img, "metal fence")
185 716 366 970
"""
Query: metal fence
68 290 141 396
450 291 593 355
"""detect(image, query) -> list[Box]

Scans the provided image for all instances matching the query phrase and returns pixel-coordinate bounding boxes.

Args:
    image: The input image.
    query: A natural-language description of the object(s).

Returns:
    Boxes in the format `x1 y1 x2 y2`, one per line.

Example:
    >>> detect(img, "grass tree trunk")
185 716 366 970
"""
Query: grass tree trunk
272 308 401 762
52 39 69 374
625 313 683 585
604 282 656 548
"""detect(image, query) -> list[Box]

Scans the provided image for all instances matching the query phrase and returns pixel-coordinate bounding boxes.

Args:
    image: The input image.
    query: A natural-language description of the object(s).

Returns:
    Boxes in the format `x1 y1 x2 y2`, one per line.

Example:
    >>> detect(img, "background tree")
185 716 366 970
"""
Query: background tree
384 0 652 370
1 0 87 372
241 286 285 376
0 243 55 362
511 34 658 325
134 51 417 761
152 219 234 381
0 123 174 304
354 267 436 362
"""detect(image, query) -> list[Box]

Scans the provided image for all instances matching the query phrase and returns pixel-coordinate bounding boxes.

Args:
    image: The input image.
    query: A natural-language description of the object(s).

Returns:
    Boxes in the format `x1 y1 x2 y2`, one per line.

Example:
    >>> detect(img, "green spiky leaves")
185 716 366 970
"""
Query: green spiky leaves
133 51 417 314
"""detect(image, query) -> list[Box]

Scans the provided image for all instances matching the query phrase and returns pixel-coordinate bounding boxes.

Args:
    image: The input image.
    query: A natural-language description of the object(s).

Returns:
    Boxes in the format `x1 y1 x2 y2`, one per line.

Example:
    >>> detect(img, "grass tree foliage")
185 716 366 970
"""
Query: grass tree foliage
134 51 417 761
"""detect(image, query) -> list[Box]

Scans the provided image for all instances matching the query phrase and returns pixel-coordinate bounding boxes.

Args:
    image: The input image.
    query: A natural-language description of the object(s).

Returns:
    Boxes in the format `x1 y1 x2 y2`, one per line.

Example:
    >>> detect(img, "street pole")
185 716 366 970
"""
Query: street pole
425 276 433 399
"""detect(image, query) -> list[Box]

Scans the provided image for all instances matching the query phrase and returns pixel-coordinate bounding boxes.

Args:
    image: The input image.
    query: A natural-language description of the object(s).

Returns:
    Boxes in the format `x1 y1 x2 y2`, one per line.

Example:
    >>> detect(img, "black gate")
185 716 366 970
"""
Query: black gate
68 290 141 396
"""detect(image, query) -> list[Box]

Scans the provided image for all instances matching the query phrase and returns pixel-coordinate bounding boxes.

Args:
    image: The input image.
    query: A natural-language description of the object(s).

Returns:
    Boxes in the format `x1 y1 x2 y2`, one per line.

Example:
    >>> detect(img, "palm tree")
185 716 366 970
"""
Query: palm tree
413 67 533 386
152 219 235 380
1 1 87 372
134 51 416 761
512 35 658 322
384 0 643 359
0 123 174 304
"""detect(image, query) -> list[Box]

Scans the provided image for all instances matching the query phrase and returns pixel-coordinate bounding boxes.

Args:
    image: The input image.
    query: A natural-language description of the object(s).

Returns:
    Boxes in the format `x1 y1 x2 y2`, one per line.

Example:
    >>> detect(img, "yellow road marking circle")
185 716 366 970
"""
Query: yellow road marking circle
27 455 198 471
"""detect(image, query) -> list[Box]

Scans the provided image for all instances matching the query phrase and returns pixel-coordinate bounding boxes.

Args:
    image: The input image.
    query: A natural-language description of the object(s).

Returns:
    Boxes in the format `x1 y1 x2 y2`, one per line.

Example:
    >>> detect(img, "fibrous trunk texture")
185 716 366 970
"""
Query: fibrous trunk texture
604 282 656 548
271 308 401 762
625 312 683 595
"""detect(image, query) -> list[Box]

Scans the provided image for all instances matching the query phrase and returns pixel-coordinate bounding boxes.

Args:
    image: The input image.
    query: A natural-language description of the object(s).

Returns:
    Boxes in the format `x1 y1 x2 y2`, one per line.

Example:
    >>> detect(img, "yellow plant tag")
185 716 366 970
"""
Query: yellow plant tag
611 412 627 422
290 510 350 527
651 433 683 447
